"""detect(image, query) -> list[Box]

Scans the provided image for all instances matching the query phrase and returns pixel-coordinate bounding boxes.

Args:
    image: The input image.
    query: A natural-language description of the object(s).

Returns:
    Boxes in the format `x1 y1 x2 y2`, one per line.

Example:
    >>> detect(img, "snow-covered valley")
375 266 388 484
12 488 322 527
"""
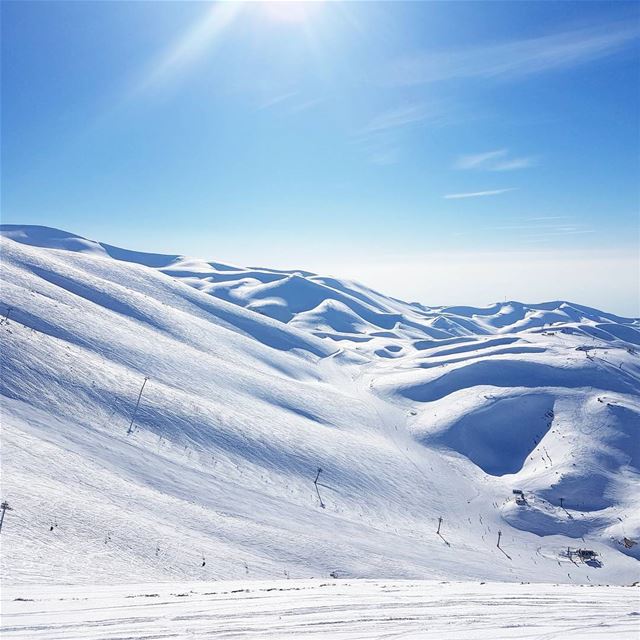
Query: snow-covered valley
1 225 639 611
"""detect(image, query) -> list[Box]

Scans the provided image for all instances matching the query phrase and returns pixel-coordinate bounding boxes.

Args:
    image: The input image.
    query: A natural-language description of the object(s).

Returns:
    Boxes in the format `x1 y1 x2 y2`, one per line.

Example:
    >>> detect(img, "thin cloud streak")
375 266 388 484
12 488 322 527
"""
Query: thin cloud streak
455 149 508 169
527 216 574 221
444 188 516 199
455 149 537 171
354 103 439 166
358 104 434 135
384 21 640 86
257 91 299 110
524 229 597 237
288 98 323 114
492 157 537 171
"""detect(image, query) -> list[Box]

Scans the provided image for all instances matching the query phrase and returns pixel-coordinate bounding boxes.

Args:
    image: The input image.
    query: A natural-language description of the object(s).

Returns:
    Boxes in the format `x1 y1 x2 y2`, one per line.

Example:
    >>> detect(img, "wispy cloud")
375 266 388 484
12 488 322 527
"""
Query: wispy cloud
256 92 322 115
354 103 437 166
444 188 516 199
287 98 323 114
520 229 597 244
484 216 597 243
492 157 537 171
384 21 640 86
455 148 537 171
455 149 508 169
359 104 434 135
257 91 299 110
526 215 573 221
368 149 400 166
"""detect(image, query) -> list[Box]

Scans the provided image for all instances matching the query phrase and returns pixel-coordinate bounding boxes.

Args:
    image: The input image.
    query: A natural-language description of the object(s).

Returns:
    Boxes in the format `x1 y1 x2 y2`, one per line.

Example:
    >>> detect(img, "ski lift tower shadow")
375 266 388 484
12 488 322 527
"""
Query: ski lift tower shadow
436 516 451 547
496 530 512 560
313 468 337 509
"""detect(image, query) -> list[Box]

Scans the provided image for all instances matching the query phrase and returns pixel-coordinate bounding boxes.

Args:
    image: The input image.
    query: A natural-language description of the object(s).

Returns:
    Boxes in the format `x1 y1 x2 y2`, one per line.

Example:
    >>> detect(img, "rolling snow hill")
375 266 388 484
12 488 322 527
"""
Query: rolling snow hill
1 225 639 587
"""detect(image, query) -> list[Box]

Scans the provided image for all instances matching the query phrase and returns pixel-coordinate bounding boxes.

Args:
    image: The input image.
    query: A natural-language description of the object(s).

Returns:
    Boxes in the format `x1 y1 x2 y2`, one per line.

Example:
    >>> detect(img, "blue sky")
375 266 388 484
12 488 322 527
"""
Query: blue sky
2 1 639 314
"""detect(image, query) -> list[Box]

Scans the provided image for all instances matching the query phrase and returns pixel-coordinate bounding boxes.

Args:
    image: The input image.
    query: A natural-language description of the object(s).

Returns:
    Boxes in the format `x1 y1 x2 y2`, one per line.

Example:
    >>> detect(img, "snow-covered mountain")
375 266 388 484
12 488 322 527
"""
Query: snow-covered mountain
1 224 638 586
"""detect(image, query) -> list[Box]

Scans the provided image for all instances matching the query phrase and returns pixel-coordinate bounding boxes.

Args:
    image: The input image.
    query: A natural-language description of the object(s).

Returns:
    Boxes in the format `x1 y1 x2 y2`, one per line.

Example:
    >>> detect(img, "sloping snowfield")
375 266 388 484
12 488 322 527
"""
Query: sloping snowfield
2 580 639 639
0 225 639 637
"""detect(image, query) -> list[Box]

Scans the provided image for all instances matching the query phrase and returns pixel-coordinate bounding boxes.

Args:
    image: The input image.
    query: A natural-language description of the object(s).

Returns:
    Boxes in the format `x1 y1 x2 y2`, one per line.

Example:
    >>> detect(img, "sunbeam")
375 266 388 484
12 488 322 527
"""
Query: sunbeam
137 1 244 93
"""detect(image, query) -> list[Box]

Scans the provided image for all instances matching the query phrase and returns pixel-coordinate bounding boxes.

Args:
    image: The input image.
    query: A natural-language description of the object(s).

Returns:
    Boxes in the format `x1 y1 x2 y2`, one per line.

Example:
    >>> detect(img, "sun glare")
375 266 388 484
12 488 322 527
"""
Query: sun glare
259 1 324 25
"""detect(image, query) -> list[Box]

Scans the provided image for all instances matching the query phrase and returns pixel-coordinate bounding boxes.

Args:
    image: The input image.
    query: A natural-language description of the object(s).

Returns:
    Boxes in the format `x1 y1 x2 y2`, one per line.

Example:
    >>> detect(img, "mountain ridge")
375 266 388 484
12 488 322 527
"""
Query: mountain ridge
1 224 638 586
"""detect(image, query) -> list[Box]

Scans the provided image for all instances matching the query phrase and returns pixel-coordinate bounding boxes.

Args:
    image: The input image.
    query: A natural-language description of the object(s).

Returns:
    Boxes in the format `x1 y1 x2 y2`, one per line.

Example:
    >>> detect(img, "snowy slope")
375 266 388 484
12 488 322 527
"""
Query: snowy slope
1 225 638 587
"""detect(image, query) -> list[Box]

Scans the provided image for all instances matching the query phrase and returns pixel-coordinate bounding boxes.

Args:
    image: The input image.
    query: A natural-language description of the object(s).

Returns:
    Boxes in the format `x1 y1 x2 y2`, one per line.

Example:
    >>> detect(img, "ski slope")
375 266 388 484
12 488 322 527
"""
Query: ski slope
3 579 639 639
1 225 639 589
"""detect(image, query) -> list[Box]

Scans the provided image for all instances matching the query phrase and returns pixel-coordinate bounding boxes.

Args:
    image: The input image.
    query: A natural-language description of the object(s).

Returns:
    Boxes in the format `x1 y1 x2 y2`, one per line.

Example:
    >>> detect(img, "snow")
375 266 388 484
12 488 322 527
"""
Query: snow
2 580 639 639
0 225 638 600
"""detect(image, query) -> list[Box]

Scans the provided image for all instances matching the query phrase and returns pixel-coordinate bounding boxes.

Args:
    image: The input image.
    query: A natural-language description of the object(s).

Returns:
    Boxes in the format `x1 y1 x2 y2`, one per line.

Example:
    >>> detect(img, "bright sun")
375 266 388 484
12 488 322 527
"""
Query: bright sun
259 1 324 25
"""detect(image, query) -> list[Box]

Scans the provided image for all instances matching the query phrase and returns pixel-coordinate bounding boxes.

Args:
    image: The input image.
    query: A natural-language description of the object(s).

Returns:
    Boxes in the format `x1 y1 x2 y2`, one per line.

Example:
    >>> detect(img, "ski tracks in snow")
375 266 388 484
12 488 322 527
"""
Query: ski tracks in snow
2 580 638 640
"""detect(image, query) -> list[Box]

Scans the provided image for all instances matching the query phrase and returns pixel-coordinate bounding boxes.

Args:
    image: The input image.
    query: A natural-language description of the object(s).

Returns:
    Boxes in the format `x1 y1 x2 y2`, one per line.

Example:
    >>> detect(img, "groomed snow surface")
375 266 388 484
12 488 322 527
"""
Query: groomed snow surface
3 580 639 639
1 225 639 638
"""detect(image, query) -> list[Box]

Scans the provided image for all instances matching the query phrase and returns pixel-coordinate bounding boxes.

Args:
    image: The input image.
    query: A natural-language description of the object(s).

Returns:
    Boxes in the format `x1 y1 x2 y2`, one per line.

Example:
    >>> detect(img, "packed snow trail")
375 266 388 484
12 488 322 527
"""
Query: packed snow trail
2 580 638 639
